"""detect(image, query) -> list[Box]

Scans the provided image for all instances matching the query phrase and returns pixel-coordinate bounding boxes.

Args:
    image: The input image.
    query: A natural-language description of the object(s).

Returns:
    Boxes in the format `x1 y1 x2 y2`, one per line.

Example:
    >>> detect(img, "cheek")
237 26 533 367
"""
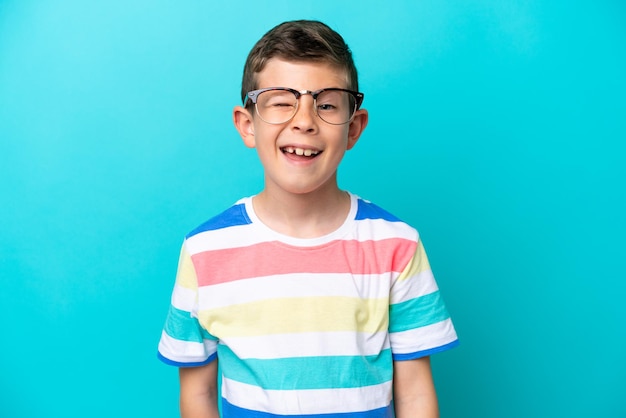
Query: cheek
250 125 277 146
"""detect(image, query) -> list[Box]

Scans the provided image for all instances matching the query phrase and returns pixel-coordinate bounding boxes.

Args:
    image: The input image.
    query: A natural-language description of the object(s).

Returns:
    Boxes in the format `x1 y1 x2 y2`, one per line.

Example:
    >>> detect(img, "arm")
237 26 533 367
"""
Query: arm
393 356 439 418
179 360 220 418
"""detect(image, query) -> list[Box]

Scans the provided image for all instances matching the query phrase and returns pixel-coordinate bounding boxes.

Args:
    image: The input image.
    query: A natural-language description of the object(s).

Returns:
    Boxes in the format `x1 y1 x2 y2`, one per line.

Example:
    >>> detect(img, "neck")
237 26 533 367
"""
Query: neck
253 186 351 239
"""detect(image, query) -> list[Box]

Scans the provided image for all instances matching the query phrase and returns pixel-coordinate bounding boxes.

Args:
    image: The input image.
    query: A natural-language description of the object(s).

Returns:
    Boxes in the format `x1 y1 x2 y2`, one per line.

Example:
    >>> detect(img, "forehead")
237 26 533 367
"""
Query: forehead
255 58 349 90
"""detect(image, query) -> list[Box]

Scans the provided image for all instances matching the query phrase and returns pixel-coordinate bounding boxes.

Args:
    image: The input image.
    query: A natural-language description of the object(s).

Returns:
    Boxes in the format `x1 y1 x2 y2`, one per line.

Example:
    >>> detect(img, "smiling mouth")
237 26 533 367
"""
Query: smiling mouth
281 146 321 157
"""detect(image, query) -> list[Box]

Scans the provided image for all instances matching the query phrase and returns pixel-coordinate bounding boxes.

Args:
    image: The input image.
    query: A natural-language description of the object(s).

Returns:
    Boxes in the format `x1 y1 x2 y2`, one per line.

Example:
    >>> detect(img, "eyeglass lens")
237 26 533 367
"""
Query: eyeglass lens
255 90 356 125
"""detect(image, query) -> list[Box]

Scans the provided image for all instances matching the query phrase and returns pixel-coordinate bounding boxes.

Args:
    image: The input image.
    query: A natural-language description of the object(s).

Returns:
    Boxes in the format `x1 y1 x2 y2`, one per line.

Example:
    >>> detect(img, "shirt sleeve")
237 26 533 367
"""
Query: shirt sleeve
388 239 459 360
157 241 218 367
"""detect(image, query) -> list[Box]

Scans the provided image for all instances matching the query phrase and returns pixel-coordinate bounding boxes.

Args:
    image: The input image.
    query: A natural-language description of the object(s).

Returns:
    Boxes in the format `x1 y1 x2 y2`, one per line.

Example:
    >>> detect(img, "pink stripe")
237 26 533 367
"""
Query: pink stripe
192 238 417 286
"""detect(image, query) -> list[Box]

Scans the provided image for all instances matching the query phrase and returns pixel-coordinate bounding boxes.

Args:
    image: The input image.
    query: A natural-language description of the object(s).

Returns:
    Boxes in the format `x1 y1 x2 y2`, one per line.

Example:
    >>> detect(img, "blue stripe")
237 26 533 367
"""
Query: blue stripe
354 199 402 222
392 339 460 361
187 203 251 237
221 398 393 418
388 291 450 332
157 351 217 367
163 305 216 343
219 345 393 390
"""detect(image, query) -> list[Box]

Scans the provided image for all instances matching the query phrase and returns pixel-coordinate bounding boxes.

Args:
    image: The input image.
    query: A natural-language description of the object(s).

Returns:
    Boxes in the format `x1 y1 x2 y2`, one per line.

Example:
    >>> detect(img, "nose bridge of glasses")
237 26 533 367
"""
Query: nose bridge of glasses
294 90 317 109
296 89 315 98
292 90 317 115
290 93 317 125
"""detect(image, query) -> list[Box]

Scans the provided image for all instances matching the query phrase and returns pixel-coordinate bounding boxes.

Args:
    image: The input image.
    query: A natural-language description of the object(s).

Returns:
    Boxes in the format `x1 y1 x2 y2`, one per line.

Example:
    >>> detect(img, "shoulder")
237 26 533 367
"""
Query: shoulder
185 197 252 240
355 196 403 222
352 195 419 242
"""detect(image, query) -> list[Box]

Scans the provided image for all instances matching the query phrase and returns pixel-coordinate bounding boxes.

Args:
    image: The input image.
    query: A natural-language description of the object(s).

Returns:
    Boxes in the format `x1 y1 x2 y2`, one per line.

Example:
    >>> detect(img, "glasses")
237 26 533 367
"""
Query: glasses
244 87 364 125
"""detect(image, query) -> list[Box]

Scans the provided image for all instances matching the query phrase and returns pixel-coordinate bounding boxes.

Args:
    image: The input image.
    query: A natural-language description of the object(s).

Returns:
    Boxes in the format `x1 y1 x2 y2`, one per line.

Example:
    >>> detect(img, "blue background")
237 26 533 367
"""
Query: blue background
1 1 624 417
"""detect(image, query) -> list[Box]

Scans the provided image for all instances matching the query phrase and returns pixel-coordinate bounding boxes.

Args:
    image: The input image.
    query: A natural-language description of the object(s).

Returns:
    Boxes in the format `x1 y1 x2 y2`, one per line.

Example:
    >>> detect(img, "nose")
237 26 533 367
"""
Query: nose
290 93 318 131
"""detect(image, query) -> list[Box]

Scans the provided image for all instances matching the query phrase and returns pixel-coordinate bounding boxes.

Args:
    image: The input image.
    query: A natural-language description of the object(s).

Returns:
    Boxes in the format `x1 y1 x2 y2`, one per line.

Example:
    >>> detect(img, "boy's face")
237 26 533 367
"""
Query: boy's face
233 58 368 197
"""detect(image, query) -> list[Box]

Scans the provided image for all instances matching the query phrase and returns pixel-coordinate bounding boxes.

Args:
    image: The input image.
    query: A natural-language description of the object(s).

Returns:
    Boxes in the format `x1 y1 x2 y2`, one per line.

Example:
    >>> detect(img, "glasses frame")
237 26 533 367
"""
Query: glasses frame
244 87 365 125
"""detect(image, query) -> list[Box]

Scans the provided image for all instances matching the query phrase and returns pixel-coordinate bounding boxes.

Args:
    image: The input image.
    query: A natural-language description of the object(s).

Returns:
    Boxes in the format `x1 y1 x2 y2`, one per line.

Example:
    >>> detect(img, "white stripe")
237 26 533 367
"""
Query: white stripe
222 376 392 415
390 270 439 304
389 319 458 354
157 331 217 363
185 223 270 253
352 217 418 242
220 330 390 359
170 283 196 312
197 273 394 309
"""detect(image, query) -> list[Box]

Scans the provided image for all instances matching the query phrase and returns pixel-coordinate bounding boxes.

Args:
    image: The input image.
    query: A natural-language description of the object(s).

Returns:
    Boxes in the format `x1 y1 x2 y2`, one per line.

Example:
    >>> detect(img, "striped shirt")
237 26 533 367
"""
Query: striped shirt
158 193 458 417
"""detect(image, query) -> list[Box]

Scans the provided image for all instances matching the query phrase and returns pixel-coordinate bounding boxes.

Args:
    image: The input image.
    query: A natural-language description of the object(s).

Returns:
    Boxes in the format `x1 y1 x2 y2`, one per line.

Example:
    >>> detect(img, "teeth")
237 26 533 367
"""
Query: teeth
283 147 319 156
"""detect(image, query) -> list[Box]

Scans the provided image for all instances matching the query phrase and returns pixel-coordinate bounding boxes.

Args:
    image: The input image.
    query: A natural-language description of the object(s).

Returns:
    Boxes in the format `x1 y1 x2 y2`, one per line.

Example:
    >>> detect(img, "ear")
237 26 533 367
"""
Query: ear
346 108 369 150
233 106 256 148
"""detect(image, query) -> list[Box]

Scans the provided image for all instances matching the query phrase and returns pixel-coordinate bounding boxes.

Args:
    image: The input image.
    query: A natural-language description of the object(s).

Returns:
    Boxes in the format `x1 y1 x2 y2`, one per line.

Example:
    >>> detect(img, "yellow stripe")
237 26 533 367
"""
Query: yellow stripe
176 244 198 290
396 240 431 282
198 296 390 337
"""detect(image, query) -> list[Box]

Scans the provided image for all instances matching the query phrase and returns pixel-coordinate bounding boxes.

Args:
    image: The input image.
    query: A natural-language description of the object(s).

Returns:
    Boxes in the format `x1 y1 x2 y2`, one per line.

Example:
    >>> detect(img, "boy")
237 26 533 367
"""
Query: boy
157 20 458 417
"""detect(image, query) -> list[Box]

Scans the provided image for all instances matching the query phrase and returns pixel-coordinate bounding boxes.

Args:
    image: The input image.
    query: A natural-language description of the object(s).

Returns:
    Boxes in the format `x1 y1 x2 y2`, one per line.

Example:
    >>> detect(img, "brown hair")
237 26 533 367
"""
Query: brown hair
241 20 359 104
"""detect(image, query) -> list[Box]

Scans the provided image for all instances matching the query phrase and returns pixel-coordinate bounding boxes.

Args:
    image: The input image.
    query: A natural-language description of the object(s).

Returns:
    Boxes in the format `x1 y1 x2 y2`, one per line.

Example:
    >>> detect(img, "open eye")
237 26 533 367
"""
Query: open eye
317 103 337 111
316 90 349 113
